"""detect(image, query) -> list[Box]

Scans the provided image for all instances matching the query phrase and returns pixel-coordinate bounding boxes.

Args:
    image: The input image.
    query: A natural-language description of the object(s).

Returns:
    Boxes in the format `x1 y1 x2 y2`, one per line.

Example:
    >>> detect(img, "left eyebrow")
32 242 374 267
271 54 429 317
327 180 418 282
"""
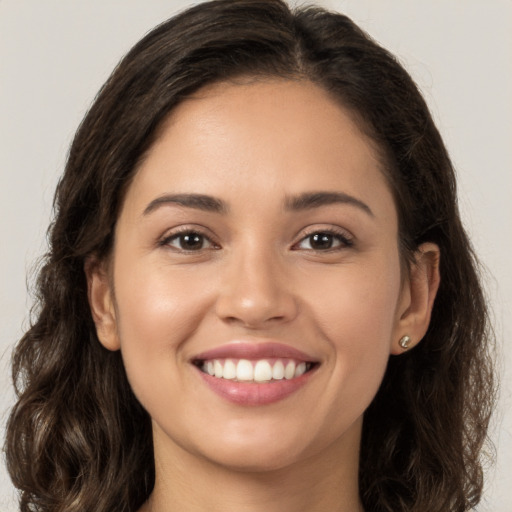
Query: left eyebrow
143 193 229 216
284 191 374 217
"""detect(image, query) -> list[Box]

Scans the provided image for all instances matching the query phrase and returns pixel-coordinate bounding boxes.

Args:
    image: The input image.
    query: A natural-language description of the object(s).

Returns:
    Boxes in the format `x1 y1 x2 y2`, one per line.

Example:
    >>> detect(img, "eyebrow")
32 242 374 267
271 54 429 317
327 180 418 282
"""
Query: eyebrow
142 191 373 217
285 191 374 217
143 193 228 215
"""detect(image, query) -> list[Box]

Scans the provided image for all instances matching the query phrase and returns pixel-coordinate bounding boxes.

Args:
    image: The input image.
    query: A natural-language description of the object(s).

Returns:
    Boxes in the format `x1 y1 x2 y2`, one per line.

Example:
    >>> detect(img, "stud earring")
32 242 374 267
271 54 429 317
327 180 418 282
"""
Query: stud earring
399 335 411 349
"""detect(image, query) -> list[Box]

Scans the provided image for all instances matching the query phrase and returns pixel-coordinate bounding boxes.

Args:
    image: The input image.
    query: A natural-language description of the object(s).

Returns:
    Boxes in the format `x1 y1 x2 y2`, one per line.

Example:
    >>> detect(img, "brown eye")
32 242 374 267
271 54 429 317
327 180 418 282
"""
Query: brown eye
309 233 336 250
296 231 353 251
165 231 213 251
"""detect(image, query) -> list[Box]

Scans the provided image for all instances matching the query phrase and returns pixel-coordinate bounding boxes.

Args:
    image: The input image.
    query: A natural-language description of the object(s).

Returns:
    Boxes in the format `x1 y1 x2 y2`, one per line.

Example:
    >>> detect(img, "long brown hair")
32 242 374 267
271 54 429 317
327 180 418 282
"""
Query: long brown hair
6 1 495 511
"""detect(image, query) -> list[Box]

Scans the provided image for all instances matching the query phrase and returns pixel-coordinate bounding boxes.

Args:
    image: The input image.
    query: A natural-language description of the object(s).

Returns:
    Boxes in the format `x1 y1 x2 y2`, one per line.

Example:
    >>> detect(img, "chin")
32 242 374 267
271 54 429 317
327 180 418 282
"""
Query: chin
185 421 330 475
201 444 307 474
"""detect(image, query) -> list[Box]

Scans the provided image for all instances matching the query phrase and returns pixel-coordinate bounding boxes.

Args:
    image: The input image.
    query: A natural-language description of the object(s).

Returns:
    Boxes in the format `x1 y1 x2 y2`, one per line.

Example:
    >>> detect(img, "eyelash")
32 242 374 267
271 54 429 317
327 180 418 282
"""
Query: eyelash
158 226 219 252
159 227 354 253
292 228 354 252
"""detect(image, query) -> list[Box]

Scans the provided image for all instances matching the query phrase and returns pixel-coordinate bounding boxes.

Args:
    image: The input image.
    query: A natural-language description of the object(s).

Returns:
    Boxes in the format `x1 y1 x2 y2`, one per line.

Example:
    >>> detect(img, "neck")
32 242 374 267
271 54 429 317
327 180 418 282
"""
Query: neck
141 421 364 512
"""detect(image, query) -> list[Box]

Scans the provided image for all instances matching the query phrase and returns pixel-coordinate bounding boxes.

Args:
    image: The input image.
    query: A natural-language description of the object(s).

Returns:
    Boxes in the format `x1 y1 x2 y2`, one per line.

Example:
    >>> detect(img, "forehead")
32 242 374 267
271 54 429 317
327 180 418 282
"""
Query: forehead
123 78 395 221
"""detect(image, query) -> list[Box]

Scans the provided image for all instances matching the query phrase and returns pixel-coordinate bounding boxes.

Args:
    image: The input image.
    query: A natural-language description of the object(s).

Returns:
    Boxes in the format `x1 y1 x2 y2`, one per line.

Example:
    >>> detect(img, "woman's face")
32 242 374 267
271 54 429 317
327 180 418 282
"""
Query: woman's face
91 79 413 472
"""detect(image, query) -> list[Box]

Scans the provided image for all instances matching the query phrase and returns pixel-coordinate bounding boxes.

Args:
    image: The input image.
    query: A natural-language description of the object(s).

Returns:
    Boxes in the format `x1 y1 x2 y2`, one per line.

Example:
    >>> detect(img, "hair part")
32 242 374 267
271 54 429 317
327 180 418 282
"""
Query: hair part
6 1 495 511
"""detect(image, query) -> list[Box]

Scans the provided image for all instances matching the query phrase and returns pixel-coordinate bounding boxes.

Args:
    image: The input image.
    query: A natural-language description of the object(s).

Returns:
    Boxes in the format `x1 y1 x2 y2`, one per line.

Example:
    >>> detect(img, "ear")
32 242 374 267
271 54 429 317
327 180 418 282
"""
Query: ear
391 242 441 354
84 257 120 351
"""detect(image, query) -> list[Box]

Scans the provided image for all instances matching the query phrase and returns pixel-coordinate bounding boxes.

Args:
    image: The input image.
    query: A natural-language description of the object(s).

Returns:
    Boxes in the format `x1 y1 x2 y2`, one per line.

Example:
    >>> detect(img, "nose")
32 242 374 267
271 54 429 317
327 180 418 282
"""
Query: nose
214 245 299 329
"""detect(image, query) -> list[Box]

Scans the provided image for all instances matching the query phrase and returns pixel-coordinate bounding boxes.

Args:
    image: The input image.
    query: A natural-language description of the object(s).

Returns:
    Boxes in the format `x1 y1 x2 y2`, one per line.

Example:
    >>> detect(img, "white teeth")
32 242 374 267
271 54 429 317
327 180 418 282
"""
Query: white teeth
236 359 254 381
295 362 306 377
284 361 296 380
223 359 237 380
201 358 312 382
254 360 272 382
214 360 223 378
272 360 285 380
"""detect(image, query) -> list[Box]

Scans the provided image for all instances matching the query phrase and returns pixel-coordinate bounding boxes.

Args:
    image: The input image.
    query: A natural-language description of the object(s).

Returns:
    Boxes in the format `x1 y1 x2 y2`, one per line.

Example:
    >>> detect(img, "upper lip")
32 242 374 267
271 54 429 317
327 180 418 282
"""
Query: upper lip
192 341 319 363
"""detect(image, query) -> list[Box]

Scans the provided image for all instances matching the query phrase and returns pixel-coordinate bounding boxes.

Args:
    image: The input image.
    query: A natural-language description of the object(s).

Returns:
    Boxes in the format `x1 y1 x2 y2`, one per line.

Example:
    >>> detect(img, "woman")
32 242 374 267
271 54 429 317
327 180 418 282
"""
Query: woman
5 1 495 511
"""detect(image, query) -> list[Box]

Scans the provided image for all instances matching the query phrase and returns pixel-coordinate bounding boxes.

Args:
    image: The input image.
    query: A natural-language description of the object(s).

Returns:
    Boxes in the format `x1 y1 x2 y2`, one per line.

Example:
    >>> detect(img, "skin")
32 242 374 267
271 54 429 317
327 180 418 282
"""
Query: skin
87 79 440 512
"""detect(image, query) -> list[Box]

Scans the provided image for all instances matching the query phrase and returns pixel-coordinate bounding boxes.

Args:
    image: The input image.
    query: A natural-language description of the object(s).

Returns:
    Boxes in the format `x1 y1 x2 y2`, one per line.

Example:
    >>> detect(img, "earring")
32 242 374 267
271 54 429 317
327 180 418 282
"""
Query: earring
399 335 411 350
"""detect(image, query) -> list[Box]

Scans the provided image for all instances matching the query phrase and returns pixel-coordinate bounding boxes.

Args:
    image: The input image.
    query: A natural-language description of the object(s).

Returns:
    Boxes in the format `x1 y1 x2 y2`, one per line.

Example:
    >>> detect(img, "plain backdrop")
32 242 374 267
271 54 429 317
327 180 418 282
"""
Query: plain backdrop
1 1 510 510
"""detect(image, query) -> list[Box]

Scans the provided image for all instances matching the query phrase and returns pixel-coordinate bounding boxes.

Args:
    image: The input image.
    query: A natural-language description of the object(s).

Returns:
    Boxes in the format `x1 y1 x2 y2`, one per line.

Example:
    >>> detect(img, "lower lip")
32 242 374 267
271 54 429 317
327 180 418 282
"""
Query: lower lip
195 366 317 406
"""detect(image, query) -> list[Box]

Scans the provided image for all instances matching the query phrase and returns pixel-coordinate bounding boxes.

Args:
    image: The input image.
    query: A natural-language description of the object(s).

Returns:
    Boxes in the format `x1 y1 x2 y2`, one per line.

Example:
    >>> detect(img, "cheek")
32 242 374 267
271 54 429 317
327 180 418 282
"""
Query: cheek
306 255 401 341
111 260 215 395
115 260 213 339
303 256 401 410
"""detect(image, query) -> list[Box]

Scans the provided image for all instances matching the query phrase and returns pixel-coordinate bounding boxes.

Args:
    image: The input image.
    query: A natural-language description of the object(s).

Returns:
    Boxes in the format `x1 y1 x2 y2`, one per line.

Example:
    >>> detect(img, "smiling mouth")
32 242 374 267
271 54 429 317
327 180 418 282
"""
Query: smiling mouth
193 358 317 383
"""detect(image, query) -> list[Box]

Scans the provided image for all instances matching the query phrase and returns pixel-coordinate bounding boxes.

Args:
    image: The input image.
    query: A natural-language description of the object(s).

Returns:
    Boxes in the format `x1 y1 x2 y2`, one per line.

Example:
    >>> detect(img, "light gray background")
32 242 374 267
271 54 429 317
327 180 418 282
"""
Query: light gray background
1 1 510 510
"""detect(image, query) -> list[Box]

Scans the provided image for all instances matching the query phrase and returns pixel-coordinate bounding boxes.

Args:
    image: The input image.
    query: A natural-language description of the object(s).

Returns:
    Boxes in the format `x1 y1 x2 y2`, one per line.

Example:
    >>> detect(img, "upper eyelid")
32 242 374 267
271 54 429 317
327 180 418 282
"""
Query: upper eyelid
160 224 215 238
294 225 354 242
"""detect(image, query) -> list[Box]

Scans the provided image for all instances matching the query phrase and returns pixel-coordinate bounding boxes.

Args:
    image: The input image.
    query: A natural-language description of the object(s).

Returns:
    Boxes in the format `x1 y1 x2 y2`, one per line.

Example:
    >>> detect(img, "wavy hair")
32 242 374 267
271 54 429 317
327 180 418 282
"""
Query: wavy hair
5 1 495 511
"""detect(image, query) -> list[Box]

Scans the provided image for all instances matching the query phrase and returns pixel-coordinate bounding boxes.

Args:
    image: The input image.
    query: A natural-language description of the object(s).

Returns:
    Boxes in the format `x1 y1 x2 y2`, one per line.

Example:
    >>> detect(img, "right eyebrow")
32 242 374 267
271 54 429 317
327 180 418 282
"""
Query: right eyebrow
285 191 374 217
143 193 229 216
